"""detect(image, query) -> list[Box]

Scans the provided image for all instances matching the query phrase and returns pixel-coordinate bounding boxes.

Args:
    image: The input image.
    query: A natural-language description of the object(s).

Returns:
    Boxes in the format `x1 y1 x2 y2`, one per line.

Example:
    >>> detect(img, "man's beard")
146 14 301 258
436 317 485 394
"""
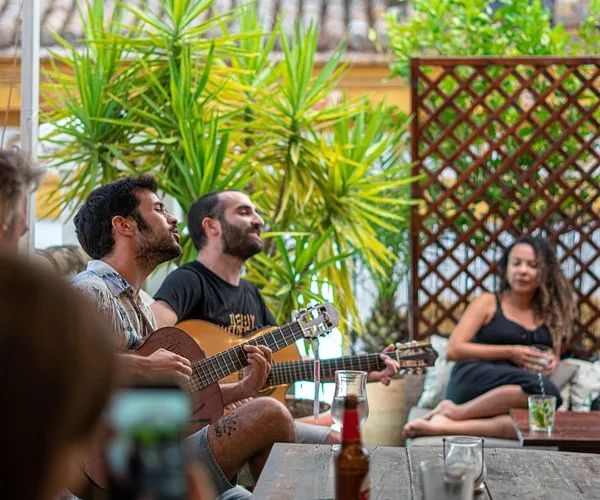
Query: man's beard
220 218 263 261
136 229 182 271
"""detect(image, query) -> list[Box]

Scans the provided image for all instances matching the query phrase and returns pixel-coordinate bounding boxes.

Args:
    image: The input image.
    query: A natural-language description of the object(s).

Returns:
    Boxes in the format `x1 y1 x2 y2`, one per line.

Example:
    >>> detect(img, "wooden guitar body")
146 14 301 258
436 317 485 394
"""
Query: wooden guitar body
135 326 224 434
83 327 224 491
176 320 438 409
83 304 339 492
177 319 302 404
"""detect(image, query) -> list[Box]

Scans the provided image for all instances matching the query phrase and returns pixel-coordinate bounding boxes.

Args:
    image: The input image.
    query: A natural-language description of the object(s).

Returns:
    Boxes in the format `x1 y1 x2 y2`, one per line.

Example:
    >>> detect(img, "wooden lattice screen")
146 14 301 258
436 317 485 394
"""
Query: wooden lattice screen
410 57 600 358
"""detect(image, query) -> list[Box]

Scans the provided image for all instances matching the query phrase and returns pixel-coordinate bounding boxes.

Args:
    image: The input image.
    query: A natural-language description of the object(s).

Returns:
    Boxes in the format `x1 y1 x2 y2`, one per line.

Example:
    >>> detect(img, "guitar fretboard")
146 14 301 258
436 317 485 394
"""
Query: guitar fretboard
187 322 305 391
265 349 434 387
266 353 388 387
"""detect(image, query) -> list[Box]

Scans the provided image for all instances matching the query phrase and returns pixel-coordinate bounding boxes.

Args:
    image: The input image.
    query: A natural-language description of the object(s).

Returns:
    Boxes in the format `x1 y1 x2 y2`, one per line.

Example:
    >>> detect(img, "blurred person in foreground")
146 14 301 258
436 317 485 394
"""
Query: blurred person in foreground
0 254 118 499
0 152 214 499
0 256 216 500
0 148 45 252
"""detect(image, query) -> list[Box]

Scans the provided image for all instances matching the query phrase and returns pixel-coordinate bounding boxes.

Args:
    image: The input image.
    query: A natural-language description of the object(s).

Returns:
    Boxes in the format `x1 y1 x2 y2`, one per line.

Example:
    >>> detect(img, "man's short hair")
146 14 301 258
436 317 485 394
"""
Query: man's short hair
0 149 44 228
74 175 158 259
188 191 231 250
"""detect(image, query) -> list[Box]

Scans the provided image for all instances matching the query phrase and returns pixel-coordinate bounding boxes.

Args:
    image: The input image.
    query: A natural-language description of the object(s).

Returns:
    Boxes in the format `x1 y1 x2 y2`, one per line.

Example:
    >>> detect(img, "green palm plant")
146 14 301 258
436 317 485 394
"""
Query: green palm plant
249 23 367 227
42 0 419 341
41 1 139 213
245 230 354 324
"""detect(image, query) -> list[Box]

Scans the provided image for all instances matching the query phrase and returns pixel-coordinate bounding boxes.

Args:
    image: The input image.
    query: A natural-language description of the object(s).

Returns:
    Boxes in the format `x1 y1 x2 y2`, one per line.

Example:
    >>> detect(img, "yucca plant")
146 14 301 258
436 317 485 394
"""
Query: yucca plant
41 1 140 213
42 0 419 341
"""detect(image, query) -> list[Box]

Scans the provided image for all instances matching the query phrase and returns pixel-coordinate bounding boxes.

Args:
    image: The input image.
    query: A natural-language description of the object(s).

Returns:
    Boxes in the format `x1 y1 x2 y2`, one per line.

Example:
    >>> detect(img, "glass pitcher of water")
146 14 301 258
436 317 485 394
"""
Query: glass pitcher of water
443 436 486 492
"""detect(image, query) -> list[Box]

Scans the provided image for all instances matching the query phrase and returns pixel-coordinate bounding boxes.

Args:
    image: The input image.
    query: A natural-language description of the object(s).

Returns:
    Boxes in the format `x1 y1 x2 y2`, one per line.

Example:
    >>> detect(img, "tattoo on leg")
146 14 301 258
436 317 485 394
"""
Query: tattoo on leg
213 412 238 438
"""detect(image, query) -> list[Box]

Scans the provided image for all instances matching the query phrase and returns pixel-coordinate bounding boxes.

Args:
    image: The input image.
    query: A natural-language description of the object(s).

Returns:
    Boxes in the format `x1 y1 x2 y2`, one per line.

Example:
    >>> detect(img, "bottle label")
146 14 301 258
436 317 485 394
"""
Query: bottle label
342 408 361 441
360 471 370 500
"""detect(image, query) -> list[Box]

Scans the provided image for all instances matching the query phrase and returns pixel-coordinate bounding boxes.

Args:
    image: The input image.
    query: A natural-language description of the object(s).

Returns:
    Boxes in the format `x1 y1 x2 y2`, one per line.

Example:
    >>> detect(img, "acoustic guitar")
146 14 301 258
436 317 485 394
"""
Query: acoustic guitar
83 303 339 490
178 317 438 405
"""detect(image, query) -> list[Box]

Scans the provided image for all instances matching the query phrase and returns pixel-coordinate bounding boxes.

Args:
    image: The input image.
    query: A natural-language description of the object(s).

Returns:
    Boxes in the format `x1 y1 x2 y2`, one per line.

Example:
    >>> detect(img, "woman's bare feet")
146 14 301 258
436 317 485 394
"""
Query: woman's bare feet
404 414 452 438
404 413 516 440
423 399 463 420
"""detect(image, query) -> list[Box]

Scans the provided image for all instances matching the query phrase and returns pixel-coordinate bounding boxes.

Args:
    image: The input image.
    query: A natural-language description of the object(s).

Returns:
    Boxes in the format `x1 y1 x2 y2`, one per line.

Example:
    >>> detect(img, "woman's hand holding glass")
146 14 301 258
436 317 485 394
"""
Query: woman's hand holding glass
509 345 555 374
531 344 558 376
510 345 544 370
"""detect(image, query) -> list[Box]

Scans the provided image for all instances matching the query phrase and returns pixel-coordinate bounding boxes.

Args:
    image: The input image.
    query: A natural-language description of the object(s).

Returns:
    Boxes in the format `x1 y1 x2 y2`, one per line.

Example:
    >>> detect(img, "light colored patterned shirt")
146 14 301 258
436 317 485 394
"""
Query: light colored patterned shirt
72 260 156 349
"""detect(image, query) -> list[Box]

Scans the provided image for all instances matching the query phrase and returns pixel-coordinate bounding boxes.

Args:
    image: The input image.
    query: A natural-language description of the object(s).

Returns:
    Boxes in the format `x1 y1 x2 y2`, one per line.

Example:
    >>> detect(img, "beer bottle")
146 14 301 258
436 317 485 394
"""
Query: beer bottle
335 394 369 500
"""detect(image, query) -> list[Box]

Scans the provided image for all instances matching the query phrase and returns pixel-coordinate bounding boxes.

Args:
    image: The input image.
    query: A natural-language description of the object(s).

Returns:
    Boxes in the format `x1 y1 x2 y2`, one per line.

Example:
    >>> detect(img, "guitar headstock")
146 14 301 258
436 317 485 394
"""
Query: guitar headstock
294 303 339 339
392 341 438 376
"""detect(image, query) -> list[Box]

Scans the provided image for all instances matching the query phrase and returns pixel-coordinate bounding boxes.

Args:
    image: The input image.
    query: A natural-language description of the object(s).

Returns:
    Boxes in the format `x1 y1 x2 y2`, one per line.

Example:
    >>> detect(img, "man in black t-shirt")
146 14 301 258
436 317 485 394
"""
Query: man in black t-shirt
152 190 400 444
154 258 276 337
153 191 272 334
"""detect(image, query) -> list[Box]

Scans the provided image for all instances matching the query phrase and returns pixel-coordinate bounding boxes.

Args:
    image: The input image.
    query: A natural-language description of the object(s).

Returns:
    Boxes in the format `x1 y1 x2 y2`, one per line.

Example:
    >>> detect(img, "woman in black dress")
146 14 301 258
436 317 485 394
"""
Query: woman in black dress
404 236 575 439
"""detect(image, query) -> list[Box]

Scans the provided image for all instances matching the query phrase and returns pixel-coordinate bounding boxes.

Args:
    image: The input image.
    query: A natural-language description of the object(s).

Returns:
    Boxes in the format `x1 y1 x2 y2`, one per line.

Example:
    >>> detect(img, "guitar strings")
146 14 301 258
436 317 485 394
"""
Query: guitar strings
267 346 435 386
183 324 434 393
186 323 304 392
190 323 301 390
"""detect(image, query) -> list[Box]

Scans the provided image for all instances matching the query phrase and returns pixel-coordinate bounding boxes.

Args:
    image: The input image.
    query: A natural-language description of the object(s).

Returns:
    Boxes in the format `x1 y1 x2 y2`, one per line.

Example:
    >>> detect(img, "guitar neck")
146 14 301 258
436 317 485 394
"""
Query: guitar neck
189 323 305 390
266 353 388 387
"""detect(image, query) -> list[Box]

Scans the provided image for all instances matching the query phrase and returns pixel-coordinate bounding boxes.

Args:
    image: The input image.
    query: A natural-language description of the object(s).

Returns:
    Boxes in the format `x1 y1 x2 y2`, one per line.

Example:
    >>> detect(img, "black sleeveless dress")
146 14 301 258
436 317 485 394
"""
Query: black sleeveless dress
445 296 562 406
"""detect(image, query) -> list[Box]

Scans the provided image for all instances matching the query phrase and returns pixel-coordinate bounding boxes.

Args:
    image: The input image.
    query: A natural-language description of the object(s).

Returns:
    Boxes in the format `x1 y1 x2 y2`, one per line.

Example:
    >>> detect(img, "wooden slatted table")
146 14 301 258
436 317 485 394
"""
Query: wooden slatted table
253 443 600 499
510 409 600 453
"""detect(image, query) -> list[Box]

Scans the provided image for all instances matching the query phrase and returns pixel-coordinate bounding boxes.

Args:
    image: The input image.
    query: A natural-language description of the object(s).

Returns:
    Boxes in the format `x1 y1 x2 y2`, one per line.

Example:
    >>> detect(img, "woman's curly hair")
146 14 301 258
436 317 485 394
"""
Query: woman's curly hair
498 236 575 349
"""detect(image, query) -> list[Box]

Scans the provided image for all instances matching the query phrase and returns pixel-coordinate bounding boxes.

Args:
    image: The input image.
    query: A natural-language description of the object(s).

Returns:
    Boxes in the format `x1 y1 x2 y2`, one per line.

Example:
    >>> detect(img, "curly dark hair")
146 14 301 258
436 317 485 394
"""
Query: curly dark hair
74 175 158 259
498 235 575 348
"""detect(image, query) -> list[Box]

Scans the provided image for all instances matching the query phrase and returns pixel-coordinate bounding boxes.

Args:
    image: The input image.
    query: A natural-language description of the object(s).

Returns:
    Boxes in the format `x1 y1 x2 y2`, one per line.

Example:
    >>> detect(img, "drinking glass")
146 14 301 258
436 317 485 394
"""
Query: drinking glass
443 437 486 492
528 395 556 433
330 370 368 451
531 344 554 373
419 460 474 500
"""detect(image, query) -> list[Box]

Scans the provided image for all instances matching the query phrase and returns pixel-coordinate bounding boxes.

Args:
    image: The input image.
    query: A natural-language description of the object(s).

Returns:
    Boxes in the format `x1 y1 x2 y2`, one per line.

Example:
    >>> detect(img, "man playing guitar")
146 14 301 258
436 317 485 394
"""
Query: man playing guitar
152 190 400 444
72 176 296 499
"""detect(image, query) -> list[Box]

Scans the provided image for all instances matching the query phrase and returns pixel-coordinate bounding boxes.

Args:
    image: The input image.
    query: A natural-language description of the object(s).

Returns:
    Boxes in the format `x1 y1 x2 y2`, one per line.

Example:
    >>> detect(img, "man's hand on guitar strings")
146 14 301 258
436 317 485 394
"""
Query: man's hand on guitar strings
239 345 273 398
145 347 192 386
366 344 400 386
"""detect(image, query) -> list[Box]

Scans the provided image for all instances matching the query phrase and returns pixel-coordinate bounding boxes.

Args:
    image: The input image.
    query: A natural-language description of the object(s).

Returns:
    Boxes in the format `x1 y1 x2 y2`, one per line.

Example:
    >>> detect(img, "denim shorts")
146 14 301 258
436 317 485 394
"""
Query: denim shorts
295 421 332 444
186 426 251 498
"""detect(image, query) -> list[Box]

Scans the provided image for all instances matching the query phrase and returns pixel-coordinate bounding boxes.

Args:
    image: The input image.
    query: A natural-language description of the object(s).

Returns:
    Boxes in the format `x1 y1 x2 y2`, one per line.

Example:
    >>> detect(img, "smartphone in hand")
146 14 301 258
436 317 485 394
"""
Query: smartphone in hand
105 384 190 500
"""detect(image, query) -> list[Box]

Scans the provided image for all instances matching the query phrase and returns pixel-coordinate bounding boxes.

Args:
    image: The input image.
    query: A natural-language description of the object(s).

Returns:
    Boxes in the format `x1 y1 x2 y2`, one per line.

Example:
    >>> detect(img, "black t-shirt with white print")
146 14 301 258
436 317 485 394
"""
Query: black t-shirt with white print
154 261 276 336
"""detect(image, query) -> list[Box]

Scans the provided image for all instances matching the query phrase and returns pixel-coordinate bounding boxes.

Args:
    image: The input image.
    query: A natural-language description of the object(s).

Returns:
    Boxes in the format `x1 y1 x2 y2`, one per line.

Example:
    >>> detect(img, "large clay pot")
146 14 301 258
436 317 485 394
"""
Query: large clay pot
361 374 425 446
361 377 406 446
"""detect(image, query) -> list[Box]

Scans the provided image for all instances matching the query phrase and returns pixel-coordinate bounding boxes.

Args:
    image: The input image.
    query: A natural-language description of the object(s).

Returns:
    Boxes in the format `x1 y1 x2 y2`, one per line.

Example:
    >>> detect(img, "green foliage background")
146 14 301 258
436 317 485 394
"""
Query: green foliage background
385 0 600 238
42 0 419 340
373 0 600 344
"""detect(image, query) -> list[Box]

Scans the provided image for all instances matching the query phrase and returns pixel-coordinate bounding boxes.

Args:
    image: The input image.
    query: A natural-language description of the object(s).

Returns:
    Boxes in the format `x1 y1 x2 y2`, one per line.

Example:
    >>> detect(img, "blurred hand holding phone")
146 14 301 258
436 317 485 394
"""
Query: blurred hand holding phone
104 384 214 500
